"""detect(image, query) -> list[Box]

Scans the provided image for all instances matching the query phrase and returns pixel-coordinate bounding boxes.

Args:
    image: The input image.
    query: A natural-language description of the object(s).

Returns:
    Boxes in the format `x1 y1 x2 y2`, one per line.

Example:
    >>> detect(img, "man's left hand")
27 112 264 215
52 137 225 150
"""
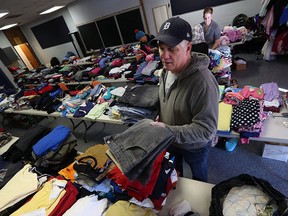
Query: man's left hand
150 121 166 128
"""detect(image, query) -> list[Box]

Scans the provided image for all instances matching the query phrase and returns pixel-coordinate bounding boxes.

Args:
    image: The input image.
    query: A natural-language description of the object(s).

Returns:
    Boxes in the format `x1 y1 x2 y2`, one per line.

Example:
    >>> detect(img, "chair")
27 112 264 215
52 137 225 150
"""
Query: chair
192 42 209 55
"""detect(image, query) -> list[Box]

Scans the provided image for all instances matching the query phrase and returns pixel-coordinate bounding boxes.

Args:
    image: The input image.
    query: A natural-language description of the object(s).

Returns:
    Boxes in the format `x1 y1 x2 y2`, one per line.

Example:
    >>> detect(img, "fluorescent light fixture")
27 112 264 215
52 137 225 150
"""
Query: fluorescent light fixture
0 12 9 18
0 23 18 30
279 88 288 93
40 6 65 15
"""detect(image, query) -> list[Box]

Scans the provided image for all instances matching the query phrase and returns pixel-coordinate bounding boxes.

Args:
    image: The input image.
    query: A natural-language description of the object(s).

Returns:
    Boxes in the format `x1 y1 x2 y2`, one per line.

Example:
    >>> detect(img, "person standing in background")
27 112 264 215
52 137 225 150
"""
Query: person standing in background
150 17 219 182
200 7 221 50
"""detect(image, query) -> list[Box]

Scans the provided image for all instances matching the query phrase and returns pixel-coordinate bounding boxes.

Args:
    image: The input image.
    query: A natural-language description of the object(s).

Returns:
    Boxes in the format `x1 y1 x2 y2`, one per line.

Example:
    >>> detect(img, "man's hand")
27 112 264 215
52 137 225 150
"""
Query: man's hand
150 121 166 128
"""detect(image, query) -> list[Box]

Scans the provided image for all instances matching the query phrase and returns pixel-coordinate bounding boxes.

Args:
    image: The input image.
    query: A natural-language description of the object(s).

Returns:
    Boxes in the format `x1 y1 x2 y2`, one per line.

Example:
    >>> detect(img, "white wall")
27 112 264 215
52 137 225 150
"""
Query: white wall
20 8 78 66
0 31 24 68
178 0 262 30
0 31 11 48
142 0 262 35
142 0 170 36
0 0 263 66
0 60 18 88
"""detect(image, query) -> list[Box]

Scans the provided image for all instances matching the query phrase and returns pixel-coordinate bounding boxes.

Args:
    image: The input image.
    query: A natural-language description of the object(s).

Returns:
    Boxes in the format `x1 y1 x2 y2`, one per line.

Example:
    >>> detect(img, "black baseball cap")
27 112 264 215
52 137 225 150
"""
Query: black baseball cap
151 17 192 47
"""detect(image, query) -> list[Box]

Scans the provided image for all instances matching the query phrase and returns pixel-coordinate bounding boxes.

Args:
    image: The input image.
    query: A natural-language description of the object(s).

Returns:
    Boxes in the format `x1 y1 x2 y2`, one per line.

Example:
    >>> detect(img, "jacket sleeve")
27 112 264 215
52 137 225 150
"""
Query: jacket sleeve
166 78 219 148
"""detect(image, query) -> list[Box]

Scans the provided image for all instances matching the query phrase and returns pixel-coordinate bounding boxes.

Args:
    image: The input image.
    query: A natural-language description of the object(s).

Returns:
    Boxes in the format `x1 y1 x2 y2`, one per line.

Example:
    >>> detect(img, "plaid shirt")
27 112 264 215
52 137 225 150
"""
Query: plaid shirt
192 24 205 44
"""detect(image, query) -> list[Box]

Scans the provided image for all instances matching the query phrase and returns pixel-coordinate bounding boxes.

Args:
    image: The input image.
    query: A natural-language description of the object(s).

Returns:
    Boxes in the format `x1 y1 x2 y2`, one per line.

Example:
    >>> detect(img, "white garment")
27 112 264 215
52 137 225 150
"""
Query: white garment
0 164 39 211
263 99 280 107
165 71 179 95
129 197 154 208
110 87 126 97
63 195 108 216
119 63 131 70
109 67 121 75
223 185 276 216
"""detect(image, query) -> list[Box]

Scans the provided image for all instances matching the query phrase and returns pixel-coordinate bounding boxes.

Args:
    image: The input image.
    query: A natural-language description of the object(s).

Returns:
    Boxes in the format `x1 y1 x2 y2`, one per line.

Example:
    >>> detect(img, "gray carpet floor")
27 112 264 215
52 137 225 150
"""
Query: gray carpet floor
1 52 288 197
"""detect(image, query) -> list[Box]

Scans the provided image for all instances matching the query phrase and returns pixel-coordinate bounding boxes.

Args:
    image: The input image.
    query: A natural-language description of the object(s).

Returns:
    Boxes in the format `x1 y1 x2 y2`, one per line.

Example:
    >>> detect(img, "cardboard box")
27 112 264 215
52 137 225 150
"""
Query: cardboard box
234 60 247 70
262 142 288 162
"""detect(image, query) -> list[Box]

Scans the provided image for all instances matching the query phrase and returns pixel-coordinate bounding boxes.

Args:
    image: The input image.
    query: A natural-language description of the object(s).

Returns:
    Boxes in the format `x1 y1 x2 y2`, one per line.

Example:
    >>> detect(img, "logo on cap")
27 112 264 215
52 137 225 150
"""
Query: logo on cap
163 22 170 30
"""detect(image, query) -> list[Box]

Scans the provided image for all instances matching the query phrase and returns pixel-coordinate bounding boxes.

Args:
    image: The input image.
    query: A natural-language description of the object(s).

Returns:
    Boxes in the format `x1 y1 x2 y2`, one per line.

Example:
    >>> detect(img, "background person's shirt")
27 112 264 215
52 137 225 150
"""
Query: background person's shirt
140 34 155 54
200 20 221 48
192 24 206 44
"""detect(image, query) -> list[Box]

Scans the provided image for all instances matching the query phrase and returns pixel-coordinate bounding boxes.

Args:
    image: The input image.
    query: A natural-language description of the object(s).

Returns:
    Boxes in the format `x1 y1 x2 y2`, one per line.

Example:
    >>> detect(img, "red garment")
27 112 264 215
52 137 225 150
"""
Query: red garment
24 89 38 96
88 67 102 76
263 106 281 112
107 151 165 201
272 29 288 53
240 86 264 99
48 180 79 216
111 59 126 67
38 84 53 94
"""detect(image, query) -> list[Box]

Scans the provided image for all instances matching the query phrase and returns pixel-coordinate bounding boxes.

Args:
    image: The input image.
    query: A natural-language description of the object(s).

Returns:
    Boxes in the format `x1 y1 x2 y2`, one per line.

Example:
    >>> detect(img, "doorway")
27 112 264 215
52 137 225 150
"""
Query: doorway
14 43 40 70
3 27 40 70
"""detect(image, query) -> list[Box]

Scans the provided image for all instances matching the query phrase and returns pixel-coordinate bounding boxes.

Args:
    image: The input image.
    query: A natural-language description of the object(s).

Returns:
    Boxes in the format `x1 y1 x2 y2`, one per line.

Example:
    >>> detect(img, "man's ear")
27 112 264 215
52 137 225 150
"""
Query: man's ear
187 42 192 52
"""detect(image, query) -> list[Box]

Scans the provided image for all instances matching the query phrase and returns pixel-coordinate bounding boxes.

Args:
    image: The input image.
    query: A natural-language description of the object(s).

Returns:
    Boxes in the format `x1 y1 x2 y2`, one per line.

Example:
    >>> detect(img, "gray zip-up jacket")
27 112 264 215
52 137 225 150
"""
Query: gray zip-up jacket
159 52 219 151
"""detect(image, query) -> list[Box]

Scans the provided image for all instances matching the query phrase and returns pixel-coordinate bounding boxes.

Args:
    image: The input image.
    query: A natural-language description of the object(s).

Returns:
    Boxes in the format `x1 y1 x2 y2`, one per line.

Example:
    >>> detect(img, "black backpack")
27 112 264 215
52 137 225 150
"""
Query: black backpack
209 174 288 216
32 133 77 170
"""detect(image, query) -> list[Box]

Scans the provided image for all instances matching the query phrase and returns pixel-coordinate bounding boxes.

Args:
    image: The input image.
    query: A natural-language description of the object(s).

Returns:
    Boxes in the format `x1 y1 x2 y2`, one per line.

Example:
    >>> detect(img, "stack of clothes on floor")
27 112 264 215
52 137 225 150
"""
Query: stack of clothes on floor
0 120 178 215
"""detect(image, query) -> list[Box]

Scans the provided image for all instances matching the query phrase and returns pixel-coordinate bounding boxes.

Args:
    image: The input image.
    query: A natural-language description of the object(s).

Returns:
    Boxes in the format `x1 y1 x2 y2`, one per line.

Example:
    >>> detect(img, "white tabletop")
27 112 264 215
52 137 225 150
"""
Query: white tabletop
4 108 123 125
159 177 214 216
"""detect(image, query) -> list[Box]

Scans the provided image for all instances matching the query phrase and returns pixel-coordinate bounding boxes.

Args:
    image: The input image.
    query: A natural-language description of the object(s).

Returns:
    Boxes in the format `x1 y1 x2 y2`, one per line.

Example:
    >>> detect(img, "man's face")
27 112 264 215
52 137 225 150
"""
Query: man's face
203 13 212 26
158 40 191 74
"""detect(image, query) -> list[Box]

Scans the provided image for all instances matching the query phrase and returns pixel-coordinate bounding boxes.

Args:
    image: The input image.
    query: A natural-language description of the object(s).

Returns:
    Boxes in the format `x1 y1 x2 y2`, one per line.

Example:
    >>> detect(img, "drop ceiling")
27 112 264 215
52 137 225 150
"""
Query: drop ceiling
0 0 78 29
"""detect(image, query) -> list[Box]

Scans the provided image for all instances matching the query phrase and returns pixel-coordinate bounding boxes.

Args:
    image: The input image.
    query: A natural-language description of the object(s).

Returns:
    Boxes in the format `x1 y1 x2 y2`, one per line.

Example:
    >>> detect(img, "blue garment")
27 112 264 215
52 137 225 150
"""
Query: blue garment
135 30 145 40
73 102 95 117
88 84 104 100
167 141 211 182
280 6 288 25
49 88 63 98
118 106 157 124
99 56 111 68
32 125 70 156
134 61 148 80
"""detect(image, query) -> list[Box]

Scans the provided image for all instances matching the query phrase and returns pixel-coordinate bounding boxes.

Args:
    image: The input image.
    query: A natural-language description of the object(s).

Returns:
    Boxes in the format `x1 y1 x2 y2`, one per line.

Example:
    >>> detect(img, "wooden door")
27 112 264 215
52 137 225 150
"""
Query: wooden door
4 27 40 70
19 43 40 69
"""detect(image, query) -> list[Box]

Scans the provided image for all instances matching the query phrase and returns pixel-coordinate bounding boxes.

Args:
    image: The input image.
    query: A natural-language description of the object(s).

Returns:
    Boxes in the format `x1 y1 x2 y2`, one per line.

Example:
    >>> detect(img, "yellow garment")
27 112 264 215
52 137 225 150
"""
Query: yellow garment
0 164 38 212
217 102 233 131
105 200 156 216
11 179 67 216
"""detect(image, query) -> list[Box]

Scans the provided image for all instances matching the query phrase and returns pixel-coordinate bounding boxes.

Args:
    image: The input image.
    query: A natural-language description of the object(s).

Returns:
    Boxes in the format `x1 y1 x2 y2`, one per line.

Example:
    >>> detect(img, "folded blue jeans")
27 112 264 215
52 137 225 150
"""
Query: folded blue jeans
104 119 175 184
